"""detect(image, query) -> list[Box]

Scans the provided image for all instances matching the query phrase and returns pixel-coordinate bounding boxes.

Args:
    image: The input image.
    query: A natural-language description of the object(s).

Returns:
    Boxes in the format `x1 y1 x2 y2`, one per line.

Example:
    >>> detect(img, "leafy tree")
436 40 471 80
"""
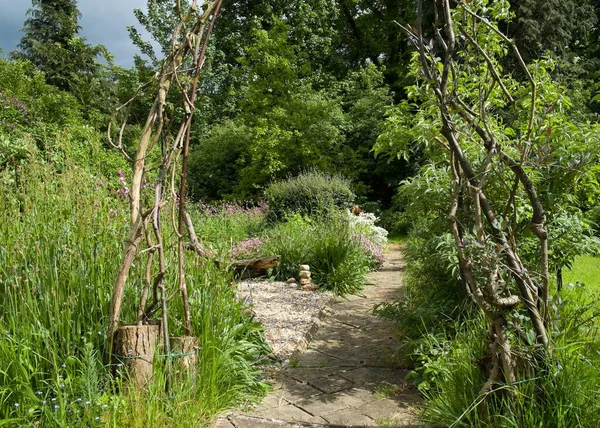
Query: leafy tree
190 18 345 200
12 0 108 95
379 0 600 409
507 0 597 62
127 0 193 66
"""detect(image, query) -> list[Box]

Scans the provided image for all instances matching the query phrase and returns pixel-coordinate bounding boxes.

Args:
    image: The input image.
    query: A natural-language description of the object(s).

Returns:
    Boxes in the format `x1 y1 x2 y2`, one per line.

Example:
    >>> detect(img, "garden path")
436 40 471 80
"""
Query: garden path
214 244 424 427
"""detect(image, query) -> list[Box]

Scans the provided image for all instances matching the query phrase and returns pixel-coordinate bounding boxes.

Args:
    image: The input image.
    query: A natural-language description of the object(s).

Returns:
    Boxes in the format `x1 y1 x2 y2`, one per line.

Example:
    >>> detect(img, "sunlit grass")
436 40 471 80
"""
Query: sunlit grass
564 255 600 295
387 233 408 244
0 164 269 426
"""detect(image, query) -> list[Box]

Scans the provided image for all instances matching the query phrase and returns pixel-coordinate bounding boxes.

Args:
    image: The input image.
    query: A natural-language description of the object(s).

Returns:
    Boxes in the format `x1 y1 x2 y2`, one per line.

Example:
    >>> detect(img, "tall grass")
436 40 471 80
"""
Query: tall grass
262 214 373 295
0 164 269 426
407 288 600 427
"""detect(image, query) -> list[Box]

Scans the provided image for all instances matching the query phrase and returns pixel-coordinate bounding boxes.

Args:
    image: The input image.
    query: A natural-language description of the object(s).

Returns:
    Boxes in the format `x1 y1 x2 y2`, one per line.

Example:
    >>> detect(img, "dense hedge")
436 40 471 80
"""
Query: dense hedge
264 170 355 220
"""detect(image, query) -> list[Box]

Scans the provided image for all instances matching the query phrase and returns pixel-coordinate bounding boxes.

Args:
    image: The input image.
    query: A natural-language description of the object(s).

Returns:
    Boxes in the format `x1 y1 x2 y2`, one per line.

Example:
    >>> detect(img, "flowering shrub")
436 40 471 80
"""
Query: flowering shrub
231 238 264 259
347 211 388 269
351 233 385 269
348 211 388 247
198 200 269 217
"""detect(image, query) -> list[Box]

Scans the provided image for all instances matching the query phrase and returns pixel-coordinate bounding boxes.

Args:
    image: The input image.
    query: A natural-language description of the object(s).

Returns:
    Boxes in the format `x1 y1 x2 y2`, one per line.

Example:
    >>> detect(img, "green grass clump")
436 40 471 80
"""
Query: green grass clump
0 164 270 426
264 170 355 221
262 214 372 295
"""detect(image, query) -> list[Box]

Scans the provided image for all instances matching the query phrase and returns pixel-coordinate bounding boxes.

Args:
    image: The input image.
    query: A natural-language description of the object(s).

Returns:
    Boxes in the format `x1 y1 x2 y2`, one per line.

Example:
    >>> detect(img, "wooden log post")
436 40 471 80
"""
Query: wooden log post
170 336 200 380
112 323 161 388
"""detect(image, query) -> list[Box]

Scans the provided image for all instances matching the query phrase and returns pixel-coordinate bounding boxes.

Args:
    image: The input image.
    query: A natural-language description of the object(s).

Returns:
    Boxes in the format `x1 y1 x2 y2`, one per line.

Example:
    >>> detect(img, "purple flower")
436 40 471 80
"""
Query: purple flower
231 238 263 259
116 187 129 197
351 233 385 268
117 170 127 186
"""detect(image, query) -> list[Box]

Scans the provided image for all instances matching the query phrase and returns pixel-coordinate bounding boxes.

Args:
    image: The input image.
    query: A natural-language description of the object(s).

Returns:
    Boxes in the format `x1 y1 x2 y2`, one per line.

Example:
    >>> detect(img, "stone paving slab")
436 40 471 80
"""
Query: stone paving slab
214 244 424 428
254 404 329 424
321 409 376 426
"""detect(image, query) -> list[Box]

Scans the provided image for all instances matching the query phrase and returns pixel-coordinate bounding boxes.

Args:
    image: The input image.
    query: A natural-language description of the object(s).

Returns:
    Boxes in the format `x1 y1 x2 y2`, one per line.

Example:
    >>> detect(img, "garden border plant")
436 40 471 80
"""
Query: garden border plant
381 0 600 418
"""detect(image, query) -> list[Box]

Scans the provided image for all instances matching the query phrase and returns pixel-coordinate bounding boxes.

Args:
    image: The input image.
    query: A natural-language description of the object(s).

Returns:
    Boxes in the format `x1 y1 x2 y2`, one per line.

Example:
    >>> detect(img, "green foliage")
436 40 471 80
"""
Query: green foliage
416 287 600 427
374 1 600 424
307 219 370 295
585 205 600 235
0 164 270 425
187 120 252 201
264 171 355 220
127 0 194 65
11 0 110 101
262 214 372 295
186 5 416 204
508 0 597 62
186 202 268 261
0 58 82 130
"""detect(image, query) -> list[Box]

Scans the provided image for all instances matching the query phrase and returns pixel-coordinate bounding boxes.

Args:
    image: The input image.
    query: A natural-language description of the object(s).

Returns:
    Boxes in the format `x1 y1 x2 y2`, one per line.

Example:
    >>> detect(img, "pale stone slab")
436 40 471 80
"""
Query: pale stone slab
356 398 418 421
306 375 355 394
322 409 376 426
212 417 235 428
229 416 293 427
295 394 351 416
295 349 342 367
255 404 327 424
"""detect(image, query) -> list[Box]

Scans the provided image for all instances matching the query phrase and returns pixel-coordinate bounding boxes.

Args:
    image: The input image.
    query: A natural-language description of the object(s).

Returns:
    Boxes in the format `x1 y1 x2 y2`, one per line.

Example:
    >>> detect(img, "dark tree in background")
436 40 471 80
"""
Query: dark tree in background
12 0 107 95
507 0 597 62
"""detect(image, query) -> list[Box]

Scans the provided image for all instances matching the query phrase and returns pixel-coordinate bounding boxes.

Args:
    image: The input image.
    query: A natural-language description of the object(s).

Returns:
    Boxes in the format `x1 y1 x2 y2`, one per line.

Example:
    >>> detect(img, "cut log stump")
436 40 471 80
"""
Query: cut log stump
170 336 200 378
112 323 161 388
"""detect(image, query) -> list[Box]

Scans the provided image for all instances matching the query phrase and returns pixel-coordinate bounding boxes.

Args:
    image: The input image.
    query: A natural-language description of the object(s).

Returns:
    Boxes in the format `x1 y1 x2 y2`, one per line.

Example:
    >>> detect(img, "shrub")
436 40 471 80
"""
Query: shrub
263 215 372 295
264 170 355 220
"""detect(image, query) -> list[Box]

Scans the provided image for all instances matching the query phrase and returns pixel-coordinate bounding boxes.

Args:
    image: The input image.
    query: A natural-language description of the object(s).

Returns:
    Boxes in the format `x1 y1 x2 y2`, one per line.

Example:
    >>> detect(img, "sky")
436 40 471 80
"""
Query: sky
0 0 151 67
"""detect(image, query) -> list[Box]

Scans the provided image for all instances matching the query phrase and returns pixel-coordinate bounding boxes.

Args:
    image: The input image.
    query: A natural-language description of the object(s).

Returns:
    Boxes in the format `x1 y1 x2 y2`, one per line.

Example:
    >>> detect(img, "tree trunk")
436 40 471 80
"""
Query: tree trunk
232 255 280 278
112 323 161 388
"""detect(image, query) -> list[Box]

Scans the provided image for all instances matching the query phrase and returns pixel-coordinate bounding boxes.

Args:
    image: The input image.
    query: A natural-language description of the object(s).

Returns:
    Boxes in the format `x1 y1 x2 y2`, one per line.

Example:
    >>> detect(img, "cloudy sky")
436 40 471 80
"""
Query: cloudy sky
0 0 150 67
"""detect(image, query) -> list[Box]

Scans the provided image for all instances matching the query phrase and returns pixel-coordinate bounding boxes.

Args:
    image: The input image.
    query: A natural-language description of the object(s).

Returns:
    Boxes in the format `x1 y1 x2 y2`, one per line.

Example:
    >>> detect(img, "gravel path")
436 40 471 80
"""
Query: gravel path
237 280 333 363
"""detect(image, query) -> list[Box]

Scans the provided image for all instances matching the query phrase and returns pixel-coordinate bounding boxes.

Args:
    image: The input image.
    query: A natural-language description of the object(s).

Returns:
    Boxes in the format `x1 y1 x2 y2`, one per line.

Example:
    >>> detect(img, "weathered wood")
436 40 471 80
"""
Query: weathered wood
184 211 214 258
113 324 161 388
232 255 280 278
170 336 200 379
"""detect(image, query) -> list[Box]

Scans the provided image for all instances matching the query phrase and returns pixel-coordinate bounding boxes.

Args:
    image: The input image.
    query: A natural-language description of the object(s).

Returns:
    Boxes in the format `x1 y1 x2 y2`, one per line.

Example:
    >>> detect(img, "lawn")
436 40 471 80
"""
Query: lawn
563 255 600 295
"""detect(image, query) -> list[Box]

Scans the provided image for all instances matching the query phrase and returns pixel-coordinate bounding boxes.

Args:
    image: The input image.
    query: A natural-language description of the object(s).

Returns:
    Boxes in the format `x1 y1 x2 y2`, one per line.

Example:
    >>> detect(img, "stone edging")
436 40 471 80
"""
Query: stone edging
286 293 339 365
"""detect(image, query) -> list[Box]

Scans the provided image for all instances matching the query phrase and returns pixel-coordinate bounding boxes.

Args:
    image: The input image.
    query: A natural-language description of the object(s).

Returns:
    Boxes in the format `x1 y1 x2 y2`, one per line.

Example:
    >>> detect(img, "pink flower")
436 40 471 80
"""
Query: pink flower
117 170 127 186
351 233 385 268
231 238 263 259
